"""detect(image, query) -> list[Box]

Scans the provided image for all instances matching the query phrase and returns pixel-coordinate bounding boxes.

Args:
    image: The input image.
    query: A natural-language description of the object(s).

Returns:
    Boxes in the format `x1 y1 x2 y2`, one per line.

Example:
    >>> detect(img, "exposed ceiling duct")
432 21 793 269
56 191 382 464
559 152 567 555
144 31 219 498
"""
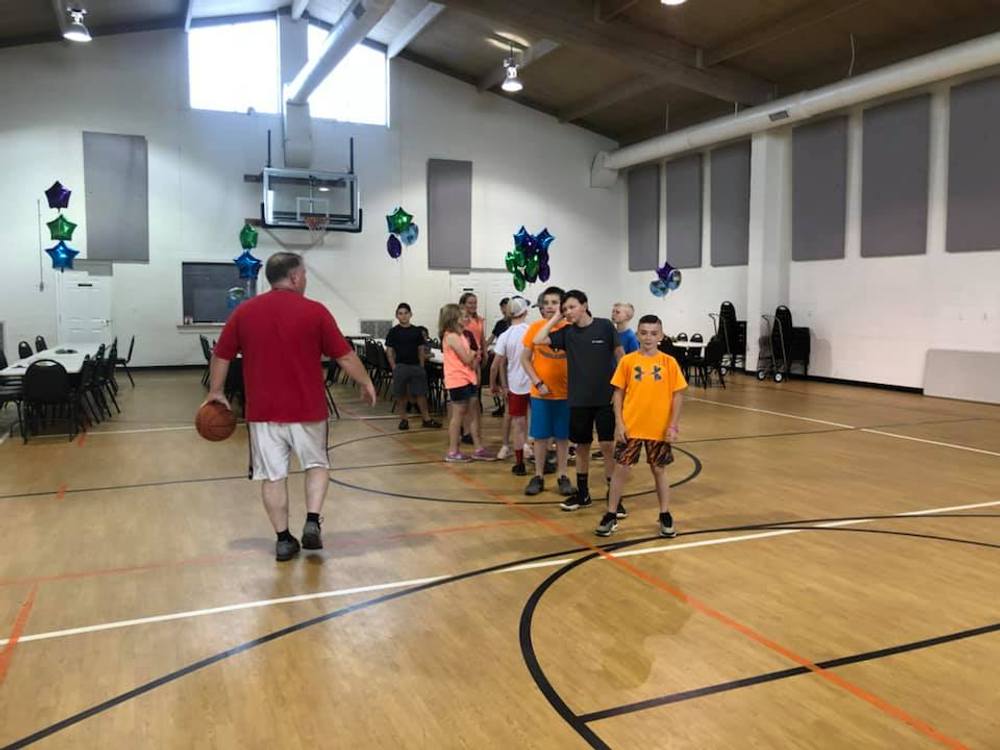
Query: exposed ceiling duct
591 29 1000 187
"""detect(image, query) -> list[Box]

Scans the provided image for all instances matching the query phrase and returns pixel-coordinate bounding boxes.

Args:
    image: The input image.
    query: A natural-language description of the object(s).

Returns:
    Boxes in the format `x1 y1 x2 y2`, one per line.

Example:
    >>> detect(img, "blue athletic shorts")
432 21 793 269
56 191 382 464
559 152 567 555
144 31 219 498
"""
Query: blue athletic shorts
529 397 569 440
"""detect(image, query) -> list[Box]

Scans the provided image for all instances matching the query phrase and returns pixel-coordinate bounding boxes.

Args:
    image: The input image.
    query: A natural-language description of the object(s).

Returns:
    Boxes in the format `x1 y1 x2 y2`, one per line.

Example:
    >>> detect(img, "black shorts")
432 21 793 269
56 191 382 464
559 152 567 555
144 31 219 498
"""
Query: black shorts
569 404 614 444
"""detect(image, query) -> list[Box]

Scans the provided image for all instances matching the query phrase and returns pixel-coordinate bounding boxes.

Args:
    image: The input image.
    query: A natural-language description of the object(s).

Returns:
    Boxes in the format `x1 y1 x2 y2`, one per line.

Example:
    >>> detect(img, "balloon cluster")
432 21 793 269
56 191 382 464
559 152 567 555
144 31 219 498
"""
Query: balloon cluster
650 261 682 298
385 207 419 259
43 181 79 272
234 223 262 280
504 226 555 292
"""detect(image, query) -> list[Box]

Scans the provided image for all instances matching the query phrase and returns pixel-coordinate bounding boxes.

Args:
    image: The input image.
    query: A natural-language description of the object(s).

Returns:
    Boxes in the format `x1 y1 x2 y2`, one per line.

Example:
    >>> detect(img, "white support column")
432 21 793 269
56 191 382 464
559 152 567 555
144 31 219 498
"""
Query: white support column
745 129 792 371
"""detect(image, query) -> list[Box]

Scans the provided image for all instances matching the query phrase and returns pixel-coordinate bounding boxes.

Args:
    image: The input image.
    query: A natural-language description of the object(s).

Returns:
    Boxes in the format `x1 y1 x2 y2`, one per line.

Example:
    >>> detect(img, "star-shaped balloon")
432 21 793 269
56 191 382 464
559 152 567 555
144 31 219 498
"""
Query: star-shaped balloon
386 207 413 235
46 214 78 242
387 234 403 259
536 228 555 252
400 223 419 246
233 250 262 280
513 226 531 251
45 241 79 272
649 279 669 298
44 181 71 209
654 261 682 292
239 223 258 250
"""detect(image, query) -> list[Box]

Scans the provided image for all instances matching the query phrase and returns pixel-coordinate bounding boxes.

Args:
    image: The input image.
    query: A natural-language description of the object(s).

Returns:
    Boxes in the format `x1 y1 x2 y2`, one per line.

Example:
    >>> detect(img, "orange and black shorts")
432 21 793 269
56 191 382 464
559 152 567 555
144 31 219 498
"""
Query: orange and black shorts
613 438 674 467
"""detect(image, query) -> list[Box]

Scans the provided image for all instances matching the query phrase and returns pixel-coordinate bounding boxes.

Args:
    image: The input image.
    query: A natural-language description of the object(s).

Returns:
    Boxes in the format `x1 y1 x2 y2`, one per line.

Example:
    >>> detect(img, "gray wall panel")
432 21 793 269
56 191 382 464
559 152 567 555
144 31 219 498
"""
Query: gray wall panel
792 116 848 261
947 75 1000 253
83 132 149 263
710 141 750 267
665 154 702 269
427 159 472 271
861 95 930 258
627 163 660 271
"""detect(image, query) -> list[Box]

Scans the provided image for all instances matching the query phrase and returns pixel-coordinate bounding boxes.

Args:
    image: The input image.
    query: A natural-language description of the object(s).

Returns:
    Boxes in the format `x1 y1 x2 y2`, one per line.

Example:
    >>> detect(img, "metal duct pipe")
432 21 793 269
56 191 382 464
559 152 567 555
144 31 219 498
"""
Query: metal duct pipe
285 0 394 105
593 30 1000 183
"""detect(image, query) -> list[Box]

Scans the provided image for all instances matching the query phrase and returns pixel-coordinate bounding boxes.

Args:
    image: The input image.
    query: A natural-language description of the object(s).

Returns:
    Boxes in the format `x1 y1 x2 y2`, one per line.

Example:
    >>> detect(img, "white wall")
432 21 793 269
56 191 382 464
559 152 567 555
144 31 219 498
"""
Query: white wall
0 26 624 366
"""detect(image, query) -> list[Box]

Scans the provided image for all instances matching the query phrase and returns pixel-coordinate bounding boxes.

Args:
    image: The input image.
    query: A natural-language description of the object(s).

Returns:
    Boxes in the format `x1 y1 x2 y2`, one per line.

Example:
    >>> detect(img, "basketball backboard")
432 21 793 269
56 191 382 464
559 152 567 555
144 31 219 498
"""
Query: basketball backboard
261 167 361 232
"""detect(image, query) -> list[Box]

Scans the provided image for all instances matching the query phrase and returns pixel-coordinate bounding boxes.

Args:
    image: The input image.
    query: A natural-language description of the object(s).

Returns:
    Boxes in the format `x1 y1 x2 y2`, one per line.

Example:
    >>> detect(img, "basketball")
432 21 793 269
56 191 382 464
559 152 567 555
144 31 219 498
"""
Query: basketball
195 401 236 442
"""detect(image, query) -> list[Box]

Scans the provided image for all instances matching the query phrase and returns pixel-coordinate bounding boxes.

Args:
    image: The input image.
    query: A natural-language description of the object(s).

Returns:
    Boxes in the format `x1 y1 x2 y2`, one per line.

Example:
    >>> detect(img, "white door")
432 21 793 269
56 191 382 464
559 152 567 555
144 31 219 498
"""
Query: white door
57 271 113 345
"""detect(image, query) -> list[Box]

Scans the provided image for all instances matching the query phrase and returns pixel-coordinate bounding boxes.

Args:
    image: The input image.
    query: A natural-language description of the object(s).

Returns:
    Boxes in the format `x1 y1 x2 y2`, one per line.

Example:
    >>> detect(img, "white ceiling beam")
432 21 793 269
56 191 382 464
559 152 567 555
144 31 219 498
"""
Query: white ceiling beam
477 38 559 92
184 0 195 32
291 0 311 21
387 2 446 59
559 74 660 122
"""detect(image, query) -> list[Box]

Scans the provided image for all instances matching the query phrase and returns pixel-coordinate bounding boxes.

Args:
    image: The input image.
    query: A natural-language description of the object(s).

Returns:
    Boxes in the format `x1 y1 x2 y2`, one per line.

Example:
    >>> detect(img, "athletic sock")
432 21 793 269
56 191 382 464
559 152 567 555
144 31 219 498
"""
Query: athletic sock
576 473 589 496
276 529 294 542
306 512 320 525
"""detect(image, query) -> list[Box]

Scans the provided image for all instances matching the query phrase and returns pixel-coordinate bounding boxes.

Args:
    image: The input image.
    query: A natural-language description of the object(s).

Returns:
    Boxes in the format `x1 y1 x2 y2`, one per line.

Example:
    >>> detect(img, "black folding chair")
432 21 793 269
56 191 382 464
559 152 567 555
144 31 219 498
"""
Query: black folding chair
18 341 32 359
115 335 135 387
35 336 48 352
22 360 78 442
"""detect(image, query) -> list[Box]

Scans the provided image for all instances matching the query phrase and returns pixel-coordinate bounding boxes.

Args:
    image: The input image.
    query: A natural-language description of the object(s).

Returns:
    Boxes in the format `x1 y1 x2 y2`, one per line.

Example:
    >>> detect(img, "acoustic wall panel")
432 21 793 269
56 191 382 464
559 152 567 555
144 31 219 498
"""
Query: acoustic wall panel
427 159 472 271
627 163 660 271
792 116 848 261
947 75 1000 253
83 132 149 263
861 95 930 258
710 141 750 267
665 154 702 269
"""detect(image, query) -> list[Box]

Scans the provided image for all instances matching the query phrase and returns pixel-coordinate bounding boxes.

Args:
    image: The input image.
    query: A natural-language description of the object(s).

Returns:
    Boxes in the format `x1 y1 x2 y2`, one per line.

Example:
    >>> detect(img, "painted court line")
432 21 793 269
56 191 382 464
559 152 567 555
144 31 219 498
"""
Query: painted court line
4 499 996 649
859 429 1000 458
0 585 38 685
687 397 855 429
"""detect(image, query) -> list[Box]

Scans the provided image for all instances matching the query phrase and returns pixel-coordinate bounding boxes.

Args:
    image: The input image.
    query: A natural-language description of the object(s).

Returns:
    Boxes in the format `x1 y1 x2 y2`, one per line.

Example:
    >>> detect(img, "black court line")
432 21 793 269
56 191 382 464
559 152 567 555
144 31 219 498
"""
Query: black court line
519 520 999 748
578 621 1000 723
4 514 995 748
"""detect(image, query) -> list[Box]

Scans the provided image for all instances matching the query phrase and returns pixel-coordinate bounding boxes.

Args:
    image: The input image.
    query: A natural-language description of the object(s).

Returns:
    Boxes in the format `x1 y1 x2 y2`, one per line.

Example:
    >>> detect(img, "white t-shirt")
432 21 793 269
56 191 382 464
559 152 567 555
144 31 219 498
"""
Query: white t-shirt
495 321 532 395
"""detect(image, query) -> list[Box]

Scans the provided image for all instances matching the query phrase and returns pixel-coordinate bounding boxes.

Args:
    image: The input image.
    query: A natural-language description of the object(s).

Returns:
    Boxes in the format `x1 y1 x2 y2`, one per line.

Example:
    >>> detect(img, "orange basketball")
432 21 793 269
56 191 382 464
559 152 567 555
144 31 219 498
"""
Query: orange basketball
195 401 236 442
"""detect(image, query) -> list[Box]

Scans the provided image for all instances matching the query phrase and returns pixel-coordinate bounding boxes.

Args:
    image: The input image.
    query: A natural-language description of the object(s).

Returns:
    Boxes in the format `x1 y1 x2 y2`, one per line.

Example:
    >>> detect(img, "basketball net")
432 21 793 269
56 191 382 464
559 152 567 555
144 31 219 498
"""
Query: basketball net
303 214 329 246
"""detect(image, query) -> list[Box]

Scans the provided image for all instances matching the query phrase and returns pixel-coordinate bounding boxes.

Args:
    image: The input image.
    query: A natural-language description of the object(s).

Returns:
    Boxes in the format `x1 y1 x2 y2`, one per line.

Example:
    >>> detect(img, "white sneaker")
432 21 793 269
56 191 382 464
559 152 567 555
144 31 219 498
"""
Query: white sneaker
497 445 512 460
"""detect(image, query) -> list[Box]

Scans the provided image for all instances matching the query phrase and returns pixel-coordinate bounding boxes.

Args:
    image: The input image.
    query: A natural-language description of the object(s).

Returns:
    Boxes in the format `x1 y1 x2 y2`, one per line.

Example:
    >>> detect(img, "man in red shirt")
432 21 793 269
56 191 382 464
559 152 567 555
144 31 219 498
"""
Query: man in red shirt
204 252 376 561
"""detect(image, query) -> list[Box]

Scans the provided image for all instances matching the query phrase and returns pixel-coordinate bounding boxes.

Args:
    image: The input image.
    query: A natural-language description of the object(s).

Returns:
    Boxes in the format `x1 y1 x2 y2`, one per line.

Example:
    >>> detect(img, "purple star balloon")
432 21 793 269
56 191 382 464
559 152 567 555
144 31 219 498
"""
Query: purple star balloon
44 181 72 209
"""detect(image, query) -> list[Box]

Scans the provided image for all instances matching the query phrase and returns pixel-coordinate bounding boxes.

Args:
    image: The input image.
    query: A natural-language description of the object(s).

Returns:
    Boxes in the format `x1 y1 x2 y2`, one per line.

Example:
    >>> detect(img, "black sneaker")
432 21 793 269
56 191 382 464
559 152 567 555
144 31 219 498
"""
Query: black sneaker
302 519 323 550
560 492 592 511
511 462 527 476
421 418 442 428
398 418 409 431
276 535 301 561
557 475 575 496
616 502 628 519
524 476 544 496
659 512 677 538
595 512 618 537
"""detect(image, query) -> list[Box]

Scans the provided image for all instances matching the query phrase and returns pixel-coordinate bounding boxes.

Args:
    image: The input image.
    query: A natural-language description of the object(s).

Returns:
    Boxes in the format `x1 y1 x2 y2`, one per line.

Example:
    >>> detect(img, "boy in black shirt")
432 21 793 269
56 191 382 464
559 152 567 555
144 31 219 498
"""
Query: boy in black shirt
385 303 441 430
534 290 623 511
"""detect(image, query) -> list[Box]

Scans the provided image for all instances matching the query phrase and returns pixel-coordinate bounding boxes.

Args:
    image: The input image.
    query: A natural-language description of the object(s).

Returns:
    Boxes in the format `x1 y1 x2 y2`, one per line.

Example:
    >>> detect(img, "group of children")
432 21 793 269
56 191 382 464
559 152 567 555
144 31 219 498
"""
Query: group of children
383 289 686 538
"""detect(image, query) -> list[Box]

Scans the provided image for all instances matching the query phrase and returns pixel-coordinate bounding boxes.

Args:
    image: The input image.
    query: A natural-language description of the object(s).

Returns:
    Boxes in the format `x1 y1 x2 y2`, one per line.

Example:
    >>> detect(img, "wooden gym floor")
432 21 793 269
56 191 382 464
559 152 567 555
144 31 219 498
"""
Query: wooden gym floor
0 370 998 749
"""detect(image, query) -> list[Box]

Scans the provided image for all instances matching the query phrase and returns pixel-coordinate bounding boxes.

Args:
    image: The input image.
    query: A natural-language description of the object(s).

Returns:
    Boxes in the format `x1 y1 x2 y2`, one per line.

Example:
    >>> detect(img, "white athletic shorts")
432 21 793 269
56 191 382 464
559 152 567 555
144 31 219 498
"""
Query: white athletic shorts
248 421 329 481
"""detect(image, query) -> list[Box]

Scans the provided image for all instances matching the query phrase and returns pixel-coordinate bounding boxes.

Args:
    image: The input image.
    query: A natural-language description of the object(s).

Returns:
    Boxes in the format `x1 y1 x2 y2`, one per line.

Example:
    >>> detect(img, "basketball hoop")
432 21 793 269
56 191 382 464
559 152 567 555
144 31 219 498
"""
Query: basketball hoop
303 214 329 245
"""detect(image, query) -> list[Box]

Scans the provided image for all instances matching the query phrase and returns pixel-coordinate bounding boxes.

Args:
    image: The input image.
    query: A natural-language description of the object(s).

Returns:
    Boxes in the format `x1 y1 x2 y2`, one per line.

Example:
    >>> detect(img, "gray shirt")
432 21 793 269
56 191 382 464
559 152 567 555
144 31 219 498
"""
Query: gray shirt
549 317 620 407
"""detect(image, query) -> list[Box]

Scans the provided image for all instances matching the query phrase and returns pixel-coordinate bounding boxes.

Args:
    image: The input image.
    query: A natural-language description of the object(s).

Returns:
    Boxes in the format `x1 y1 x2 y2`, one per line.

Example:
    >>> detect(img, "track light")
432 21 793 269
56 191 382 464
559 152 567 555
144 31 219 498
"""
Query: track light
661 0 688 5
63 7 92 42
500 43 522 93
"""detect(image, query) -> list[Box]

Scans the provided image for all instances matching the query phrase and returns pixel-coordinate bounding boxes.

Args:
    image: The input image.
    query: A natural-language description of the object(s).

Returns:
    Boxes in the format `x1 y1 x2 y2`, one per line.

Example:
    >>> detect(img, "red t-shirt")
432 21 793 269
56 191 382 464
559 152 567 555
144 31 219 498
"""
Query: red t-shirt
214 290 351 423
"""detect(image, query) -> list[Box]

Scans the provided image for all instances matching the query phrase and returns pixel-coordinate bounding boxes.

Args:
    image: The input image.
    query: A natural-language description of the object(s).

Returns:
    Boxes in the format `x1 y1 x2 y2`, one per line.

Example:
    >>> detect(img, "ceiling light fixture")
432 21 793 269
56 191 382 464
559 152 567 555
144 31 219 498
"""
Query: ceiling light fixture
63 6 92 43
661 0 688 6
500 44 522 93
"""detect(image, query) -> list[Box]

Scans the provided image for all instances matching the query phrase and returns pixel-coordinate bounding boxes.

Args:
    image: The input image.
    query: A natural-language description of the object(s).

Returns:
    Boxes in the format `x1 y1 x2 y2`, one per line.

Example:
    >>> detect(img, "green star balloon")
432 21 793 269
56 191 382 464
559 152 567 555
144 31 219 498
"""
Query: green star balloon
386 207 413 235
239 223 259 250
46 213 77 242
513 270 526 292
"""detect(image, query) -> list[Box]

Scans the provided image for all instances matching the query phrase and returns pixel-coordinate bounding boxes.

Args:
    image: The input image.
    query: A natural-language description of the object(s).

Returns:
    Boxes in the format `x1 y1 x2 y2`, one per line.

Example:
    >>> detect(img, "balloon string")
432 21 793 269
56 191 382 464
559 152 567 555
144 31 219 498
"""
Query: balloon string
36 198 45 292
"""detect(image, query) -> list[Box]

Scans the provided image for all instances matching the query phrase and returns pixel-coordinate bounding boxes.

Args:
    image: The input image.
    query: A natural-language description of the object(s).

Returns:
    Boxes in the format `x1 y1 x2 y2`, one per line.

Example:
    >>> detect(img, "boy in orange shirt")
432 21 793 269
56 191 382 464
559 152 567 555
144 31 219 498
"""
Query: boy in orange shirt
596 314 687 538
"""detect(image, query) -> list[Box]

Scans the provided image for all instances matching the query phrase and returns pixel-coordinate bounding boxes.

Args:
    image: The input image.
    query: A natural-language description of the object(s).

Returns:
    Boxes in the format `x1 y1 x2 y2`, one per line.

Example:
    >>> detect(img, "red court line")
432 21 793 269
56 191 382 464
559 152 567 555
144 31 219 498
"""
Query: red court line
76 432 87 447
54 483 67 501
0 584 39 685
340 402 968 750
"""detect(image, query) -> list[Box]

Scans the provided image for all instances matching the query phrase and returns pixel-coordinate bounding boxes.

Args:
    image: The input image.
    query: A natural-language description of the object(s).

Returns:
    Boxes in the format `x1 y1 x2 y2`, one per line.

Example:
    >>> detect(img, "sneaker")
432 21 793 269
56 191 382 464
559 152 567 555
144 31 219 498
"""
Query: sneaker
275 536 301 561
659 512 677 538
471 448 496 461
560 492 593 511
616 501 628 519
421 418 442 428
445 451 472 463
557 475 575 496
398 418 409 431
524 476 544 496
461 433 474 445
511 462 527 476
497 445 512 460
595 512 618 537
301 519 323 550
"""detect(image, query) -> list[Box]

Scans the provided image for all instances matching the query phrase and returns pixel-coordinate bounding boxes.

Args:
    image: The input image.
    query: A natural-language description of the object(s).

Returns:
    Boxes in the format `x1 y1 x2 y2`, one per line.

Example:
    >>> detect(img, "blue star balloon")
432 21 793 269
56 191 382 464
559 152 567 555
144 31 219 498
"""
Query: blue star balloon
535 228 555 252
233 250 262 280
649 279 669 298
513 226 531 251
45 241 79 272
44 181 71 209
400 223 419 246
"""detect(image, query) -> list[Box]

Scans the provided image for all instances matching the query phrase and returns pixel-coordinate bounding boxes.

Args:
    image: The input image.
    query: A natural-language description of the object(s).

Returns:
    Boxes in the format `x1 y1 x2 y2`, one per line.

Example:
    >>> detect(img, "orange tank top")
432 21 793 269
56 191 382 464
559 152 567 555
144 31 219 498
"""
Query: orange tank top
443 332 477 389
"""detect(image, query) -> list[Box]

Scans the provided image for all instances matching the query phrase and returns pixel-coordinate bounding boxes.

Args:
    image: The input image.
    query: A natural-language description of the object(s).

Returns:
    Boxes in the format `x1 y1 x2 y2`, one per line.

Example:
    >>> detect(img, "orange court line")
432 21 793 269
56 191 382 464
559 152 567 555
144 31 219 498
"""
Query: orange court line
54 483 67 501
339 402 968 750
0 584 39 685
76 432 87 447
